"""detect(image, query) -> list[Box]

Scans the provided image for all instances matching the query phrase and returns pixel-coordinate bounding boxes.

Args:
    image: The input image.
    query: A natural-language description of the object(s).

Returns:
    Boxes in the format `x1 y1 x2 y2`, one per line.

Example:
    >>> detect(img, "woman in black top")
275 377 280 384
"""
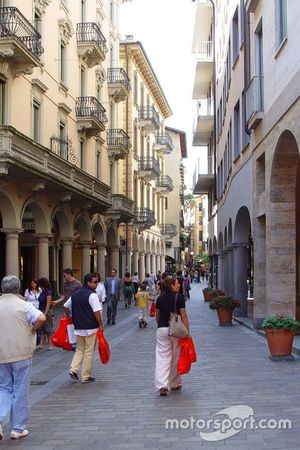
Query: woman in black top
155 277 189 396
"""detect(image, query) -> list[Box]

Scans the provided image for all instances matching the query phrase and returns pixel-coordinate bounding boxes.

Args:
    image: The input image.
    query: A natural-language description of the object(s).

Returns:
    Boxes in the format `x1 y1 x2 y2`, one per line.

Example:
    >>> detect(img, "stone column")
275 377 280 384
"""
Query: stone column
139 251 145 282
156 255 161 273
3 229 22 276
61 239 73 270
97 244 106 281
211 254 218 288
145 252 151 274
160 255 165 272
223 250 228 293
110 245 120 272
232 242 248 317
37 235 50 279
151 253 156 275
227 247 233 297
81 242 91 276
253 216 266 329
133 251 139 275
217 252 225 291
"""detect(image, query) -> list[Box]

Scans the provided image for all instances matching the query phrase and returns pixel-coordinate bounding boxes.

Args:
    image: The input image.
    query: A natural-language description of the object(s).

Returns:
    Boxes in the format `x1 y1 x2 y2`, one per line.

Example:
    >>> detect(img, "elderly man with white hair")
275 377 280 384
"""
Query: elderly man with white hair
0 275 46 441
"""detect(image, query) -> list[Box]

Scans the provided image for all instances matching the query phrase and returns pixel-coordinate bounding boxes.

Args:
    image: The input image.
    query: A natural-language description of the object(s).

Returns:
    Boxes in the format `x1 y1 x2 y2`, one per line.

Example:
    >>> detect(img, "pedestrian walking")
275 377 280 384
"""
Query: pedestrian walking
135 282 151 328
24 279 42 309
64 273 103 383
144 273 155 293
37 278 54 350
132 272 140 294
0 275 46 440
123 272 134 308
155 276 190 396
105 268 122 325
52 268 82 306
94 273 106 305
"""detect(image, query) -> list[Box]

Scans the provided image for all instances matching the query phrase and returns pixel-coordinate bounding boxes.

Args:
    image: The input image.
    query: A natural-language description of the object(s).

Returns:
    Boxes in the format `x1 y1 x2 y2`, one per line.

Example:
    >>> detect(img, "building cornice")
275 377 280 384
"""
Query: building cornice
120 41 172 119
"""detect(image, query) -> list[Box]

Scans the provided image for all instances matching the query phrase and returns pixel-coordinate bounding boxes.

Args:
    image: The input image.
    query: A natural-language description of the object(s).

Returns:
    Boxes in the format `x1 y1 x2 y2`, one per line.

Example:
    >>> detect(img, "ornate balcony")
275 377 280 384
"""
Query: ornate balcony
153 133 174 154
138 106 160 134
160 224 177 238
106 194 134 223
246 76 264 130
107 129 130 161
0 7 43 78
75 96 107 137
138 157 160 181
107 68 131 102
156 176 174 194
50 136 77 164
76 22 108 67
133 207 155 230
0 126 111 208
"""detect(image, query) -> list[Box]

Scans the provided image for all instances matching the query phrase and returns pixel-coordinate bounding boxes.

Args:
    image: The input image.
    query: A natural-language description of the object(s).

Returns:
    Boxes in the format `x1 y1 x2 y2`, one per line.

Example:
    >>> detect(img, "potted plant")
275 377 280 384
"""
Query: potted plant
209 295 240 326
262 316 300 359
202 288 224 302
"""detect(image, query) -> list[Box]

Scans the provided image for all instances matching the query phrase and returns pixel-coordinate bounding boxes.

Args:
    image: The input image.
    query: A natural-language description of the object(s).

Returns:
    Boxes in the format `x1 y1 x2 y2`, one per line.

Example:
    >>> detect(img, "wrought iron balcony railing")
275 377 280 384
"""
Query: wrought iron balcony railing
154 133 174 154
107 68 131 92
133 207 156 228
107 129 130 150
76 22 108 54
0 7 43 57
50 136 78 165
75 96 108 124
160 224 177 238
138 157 160 177
138 106 160 129
156 176 174 192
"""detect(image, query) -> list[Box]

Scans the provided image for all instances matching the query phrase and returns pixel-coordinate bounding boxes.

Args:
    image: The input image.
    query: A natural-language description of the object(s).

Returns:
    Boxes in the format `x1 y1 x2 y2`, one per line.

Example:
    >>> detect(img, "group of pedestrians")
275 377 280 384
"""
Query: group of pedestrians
0 266 192 441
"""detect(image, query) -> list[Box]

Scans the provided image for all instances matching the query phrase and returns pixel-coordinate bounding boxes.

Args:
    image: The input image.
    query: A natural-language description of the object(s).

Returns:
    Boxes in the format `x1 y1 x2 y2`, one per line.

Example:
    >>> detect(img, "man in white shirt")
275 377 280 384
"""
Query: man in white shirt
64 273 103 383
0 275 46 441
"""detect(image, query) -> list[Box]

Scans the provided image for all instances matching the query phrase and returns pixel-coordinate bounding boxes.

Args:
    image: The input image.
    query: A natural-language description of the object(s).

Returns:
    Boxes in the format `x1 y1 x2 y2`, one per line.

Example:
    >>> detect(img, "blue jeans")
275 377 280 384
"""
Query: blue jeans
0 358 32 432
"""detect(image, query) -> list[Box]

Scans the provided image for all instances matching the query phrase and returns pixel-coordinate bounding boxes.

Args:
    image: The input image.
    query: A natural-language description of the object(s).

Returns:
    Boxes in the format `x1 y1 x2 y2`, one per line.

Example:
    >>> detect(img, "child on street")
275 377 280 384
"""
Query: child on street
135 282 151 328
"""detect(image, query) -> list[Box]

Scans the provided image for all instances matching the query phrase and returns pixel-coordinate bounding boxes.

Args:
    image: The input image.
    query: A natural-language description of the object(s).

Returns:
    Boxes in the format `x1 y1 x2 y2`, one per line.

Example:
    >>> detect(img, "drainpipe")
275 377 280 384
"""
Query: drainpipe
243 3 251 137
125 44 129 271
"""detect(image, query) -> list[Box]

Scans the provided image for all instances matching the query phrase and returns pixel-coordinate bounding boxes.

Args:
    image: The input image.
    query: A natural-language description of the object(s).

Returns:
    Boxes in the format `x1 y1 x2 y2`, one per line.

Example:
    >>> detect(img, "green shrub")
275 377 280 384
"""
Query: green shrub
262 316 300 330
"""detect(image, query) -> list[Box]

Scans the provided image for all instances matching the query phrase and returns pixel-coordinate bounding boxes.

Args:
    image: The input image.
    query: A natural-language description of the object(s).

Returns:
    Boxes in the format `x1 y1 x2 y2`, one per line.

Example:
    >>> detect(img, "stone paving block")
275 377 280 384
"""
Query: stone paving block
5 283 300 449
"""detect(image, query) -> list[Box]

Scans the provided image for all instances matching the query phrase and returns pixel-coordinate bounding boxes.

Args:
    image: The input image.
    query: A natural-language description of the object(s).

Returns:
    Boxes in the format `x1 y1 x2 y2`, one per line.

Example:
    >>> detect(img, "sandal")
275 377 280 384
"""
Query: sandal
171 385 182 391
159 387 168 396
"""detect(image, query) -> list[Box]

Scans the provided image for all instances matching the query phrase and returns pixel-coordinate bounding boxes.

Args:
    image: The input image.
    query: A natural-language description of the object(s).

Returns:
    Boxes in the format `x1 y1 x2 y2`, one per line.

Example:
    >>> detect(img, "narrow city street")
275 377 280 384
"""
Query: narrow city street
2 283 300 450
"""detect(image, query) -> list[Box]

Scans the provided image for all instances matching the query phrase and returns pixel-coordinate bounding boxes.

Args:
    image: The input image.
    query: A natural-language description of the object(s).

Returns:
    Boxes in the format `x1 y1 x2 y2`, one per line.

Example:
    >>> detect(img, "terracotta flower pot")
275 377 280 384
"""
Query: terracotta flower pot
265 329 295 356
217 307 233 326
203 293 212 302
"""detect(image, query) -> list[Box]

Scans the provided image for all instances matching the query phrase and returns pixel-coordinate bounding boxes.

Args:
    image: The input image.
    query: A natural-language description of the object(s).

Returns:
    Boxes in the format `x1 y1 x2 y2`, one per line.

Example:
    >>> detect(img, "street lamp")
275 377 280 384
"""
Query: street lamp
190 250 194 267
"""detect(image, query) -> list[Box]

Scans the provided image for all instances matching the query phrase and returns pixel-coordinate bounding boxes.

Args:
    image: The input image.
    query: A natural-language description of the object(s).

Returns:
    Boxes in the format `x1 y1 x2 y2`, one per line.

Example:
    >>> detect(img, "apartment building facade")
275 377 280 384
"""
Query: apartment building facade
119 41 173 280
192 0 300 326
0 0 177 293
164 126 187 271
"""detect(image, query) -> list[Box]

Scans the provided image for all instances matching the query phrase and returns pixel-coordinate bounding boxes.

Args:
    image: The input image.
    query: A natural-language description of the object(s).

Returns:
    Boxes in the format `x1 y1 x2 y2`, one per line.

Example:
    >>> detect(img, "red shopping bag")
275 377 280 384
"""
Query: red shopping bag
177 339 191 375
97 329 110 364
51 316 73 351
149 301 156 318
188 336 197 363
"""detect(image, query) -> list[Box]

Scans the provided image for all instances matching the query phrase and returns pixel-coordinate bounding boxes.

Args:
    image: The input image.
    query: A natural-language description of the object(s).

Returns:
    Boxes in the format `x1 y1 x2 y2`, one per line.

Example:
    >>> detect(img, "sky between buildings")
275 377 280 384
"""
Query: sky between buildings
120 0 206 190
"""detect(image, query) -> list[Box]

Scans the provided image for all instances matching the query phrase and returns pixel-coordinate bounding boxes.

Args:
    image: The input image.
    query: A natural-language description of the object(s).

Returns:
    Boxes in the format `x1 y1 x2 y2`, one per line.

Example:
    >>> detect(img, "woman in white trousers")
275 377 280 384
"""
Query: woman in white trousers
155 277 189 396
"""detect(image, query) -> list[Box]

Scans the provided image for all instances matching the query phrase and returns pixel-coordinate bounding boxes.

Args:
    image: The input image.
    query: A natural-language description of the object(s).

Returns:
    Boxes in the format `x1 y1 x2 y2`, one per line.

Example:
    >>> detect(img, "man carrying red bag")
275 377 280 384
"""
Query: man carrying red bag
64 273 103 383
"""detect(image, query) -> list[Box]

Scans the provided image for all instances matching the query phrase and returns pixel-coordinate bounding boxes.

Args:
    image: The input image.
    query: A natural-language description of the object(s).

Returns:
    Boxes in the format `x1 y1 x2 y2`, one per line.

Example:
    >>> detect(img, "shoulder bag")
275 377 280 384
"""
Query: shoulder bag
169 294 189 339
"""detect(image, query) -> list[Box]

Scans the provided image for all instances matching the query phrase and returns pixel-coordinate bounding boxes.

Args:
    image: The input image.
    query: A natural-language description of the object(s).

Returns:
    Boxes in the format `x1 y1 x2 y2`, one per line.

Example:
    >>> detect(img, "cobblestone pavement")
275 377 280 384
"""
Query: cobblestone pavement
2 283 300 449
